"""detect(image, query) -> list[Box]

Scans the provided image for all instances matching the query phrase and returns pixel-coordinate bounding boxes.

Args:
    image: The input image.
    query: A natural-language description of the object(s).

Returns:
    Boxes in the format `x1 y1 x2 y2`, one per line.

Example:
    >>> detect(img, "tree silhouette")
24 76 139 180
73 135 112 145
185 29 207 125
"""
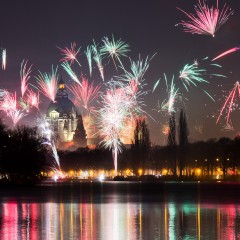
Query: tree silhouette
178 109 189 177
167 112 177 175
1 126 47 184
131 117 151 173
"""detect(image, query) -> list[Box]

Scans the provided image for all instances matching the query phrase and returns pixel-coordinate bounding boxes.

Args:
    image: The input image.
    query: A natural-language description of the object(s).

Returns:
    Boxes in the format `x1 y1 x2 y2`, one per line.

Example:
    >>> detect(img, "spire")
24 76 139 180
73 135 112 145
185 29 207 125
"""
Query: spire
56 76 68 99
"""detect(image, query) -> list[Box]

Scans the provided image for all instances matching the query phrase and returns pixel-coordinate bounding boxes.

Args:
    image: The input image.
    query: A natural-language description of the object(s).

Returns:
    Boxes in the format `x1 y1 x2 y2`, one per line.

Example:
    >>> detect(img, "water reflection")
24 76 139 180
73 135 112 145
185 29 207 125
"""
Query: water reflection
0 185 240 239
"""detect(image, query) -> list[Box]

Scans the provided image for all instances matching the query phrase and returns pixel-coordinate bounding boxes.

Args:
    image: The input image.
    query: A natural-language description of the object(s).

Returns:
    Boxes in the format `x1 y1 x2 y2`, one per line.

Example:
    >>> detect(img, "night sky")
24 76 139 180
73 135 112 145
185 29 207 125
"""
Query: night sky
0 0 240 145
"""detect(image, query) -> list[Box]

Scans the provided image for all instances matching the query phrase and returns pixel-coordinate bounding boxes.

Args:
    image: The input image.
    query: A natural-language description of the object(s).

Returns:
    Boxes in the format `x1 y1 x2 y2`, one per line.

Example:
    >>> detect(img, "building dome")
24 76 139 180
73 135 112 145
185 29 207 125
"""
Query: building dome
46 98 77 117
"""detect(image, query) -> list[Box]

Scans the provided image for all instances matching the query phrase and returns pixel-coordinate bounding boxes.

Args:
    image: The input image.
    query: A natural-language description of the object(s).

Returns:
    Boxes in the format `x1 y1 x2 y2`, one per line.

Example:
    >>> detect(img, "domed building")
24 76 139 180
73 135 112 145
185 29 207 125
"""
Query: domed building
45 77 87 148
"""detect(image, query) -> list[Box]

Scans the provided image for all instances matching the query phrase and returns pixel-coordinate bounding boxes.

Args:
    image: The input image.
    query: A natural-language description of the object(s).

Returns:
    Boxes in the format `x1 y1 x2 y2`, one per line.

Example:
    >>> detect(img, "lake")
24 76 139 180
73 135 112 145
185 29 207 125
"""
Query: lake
0 181 240 239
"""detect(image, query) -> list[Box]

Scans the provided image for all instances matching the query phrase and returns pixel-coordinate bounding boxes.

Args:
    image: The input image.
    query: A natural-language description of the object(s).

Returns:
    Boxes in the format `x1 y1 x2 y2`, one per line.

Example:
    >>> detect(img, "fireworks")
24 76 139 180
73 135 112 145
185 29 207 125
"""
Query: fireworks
20 60 32 97
167 75 179 113
59 42 81 66
36 67 58 102
92 41 104 81
216 81 240 125
177 0 234 37
179 62 208 91
97 81 144 173
119 55 153 86
61 62 82 86
2 48 6 70
100 35 130 71
85 46 92 77
212 47 240 61
26 90 40 109
68 76 101 115
8 109 26 127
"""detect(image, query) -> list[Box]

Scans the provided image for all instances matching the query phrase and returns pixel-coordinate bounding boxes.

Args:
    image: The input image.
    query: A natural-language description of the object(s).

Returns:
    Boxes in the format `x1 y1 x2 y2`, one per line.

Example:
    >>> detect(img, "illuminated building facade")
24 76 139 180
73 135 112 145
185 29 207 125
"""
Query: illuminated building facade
45 77 87 148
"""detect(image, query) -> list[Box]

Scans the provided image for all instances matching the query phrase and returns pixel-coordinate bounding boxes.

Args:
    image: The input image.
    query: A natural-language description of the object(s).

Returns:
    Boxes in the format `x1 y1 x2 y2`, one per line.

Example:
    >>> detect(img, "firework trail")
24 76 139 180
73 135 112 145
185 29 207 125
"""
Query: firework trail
92 41 104 81
216 81 240 125
85 46 92 77
37 117 60 168
36 66 58 102
177 0 234 37
68 76 101 115
167 75 179 113
212 47 240 61
20 60 32 97
2 49 6 70
61 62 82 86
59 42 81 66
100 35 130 71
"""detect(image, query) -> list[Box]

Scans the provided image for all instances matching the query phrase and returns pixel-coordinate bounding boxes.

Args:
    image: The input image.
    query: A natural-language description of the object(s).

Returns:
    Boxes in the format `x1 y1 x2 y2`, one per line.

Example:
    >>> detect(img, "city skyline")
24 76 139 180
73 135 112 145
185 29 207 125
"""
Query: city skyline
0 0 240 145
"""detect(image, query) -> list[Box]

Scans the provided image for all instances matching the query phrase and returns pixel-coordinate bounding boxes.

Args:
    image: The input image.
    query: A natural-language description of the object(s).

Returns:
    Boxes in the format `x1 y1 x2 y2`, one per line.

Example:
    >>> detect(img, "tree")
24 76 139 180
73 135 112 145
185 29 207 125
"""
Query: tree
1 126 47 184
131 117 151 173
167 112 177 175
178 109 189 177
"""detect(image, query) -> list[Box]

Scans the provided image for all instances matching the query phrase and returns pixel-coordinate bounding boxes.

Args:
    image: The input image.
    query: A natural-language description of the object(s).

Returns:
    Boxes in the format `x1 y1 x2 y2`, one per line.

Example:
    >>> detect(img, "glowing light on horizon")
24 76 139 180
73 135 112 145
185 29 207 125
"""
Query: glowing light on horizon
177 0 234 37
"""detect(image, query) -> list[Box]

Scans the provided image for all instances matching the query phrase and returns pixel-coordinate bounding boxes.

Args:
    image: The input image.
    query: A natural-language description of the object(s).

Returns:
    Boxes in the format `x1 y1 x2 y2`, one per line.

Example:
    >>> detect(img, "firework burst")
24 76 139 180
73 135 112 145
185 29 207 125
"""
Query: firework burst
61 62 82 86
59 42 81 66
36 67 58 102
68 76 101 115
100 35 130 71
177 0 234 37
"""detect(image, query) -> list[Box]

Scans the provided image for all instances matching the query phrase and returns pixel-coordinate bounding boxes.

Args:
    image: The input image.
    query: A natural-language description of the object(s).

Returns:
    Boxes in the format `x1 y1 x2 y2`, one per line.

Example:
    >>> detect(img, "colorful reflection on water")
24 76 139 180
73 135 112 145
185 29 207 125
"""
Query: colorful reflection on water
0 184 240 239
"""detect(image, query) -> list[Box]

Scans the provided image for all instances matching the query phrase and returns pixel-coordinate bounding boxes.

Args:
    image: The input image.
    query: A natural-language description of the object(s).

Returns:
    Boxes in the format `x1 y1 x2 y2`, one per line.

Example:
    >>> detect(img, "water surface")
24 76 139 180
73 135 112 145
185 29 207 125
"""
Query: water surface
0 181 240 239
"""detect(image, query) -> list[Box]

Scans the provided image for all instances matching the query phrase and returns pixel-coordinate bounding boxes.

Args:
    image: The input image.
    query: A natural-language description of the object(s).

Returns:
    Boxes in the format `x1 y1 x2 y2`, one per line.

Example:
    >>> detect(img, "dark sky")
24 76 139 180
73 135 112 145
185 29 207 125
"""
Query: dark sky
0 0 240 144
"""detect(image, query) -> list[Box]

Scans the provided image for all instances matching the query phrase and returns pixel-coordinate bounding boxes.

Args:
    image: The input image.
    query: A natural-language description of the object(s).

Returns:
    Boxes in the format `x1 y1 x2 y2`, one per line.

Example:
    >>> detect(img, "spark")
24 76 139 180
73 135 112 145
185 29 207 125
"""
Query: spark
100 35 130 71
92 41 104 81
68 76 101 115
36 66 58 102
20 60 32 97
61 62 82 86
177 0 234 37
59 42 81 66
84 46 92 77
216 81 240 124
212 47 240 61
2 48 6 70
